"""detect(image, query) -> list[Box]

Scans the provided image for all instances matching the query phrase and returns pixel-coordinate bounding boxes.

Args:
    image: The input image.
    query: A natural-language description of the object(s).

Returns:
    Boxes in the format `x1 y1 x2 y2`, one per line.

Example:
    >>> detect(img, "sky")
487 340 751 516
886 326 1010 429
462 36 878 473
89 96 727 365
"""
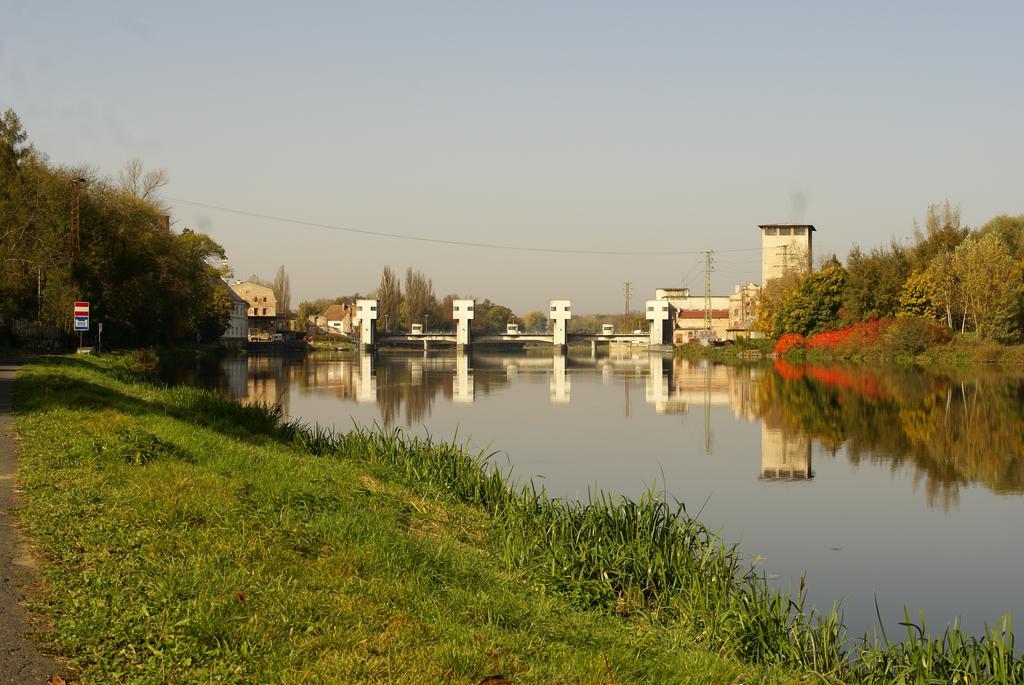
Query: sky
3 1 1022 313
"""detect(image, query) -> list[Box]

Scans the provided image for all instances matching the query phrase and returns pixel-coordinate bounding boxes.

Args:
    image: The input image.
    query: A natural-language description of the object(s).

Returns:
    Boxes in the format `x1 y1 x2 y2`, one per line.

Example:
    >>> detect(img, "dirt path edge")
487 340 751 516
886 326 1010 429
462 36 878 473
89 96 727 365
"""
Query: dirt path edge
0 359 66 685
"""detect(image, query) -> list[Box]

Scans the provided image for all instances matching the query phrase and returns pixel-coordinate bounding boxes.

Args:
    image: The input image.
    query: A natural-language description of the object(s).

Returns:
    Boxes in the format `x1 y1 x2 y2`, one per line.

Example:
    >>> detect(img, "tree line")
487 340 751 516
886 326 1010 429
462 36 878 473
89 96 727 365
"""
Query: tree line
757 201 1024 343
297 266 545 335
0 109 230 347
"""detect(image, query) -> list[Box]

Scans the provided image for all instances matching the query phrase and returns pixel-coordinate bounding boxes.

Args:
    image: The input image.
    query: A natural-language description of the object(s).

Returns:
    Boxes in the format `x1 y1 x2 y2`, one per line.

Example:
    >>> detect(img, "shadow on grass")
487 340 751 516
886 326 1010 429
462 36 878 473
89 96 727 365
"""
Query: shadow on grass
14 356 287 446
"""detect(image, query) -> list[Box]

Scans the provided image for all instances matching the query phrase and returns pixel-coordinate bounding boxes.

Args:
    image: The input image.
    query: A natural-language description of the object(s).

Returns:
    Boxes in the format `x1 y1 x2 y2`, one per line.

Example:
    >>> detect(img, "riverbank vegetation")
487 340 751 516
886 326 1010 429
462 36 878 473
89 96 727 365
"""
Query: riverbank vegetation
757 202 1024 354
0 109 231 349
14 354 1024 683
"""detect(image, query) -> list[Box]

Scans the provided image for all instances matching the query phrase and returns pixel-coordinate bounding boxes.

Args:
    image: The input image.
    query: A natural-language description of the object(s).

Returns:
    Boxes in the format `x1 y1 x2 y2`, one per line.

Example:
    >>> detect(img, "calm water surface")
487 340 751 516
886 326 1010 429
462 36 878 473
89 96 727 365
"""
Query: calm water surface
164 350 1024 638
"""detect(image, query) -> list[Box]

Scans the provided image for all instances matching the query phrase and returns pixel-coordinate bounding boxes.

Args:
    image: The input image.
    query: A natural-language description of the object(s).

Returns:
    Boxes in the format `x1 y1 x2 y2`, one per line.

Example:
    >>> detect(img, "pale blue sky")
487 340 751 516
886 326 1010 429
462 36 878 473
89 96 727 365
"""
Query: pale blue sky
3 1 1022 312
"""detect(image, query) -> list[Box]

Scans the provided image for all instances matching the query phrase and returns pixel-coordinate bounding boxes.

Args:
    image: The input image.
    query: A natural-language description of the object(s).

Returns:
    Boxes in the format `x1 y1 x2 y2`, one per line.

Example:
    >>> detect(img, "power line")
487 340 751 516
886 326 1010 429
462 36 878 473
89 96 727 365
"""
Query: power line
166 196 764 257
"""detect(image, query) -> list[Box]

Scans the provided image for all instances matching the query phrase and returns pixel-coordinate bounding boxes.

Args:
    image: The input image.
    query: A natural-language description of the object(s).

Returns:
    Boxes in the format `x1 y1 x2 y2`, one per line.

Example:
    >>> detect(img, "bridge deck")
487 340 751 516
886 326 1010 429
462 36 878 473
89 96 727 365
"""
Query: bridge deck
376 333 651 345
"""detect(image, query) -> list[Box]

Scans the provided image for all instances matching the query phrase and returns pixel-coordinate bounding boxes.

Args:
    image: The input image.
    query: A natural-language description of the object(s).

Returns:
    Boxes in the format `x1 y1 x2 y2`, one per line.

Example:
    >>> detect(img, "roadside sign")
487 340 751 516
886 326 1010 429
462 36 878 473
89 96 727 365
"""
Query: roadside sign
74 301 89 332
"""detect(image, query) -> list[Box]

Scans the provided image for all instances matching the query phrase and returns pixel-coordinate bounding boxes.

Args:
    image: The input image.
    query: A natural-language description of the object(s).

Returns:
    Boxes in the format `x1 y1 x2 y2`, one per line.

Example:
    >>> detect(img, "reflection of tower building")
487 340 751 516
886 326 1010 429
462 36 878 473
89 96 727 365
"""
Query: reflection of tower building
760 424 813 480
453 351 474 404
550 353 571 404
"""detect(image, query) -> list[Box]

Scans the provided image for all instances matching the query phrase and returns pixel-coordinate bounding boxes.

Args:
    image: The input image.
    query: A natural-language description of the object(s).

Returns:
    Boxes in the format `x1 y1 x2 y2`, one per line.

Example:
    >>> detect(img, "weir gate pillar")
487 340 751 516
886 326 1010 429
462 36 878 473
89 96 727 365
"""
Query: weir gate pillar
550 300 571 350
453 299 474 349
646 299 670 346
355 299 378 348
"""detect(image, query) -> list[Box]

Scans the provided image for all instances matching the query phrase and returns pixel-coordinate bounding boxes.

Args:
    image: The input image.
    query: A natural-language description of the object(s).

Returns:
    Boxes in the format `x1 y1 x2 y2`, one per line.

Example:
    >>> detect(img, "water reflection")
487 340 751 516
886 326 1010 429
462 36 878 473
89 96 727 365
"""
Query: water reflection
160 351 1024 637
170 352 1024 503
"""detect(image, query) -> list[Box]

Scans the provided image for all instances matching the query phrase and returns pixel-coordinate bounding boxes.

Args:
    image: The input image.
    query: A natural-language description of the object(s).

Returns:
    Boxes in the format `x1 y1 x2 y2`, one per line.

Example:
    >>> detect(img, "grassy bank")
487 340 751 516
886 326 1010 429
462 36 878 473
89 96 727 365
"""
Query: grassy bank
12 355 1024 683
676 334 1024 370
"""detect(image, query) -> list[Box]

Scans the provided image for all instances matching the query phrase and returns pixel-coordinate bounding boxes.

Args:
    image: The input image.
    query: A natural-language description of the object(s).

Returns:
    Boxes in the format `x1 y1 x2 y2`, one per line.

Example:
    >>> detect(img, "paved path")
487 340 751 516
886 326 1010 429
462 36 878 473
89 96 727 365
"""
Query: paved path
0 359 64 684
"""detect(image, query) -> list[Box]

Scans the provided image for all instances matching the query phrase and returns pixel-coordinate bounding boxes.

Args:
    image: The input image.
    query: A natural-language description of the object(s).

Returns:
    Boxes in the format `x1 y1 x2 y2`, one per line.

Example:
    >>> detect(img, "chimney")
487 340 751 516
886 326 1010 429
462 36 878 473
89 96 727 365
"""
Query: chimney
159 215 171 234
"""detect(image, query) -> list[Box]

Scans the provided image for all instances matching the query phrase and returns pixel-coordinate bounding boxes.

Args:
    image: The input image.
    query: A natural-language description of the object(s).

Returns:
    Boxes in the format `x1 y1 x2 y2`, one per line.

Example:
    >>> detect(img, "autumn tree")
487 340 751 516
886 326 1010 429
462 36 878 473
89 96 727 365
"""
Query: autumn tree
953 233 1023 341
898 270 942 320
1 108 229 347
522 310 547 333
909 200 969 270
978 214 1024 258
843 243 910 321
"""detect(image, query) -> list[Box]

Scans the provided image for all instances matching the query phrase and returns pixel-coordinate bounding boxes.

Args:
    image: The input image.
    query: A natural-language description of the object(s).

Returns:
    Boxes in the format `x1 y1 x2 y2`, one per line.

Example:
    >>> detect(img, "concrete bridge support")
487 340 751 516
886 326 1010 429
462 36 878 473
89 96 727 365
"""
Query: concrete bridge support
454 299 474 349
550 300 571 349
355 351 377 402
355 299 378 348
646 299 670 346
550 352 571 404
645 354 670 411
454 350 474 403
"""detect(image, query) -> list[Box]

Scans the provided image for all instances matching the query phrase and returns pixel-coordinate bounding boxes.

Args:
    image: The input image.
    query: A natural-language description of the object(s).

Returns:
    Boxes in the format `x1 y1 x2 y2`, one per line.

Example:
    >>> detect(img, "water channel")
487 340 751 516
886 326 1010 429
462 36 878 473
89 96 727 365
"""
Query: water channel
162 349 1024 639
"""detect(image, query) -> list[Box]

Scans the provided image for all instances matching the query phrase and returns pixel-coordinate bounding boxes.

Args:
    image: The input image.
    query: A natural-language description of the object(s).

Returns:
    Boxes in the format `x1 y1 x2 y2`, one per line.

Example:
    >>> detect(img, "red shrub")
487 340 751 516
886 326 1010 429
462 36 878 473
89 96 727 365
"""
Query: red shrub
774 333 806 355
805 318 893 352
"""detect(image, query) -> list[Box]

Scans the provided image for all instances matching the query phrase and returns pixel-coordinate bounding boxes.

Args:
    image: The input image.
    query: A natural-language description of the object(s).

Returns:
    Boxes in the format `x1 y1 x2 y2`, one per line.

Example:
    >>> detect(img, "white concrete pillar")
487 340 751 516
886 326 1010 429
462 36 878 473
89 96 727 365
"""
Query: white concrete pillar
355 299 378 347
453 349 474 403
549 300 571 347
646 299 670 346
550 352 571 403
453 299 474 347
355 351 377 402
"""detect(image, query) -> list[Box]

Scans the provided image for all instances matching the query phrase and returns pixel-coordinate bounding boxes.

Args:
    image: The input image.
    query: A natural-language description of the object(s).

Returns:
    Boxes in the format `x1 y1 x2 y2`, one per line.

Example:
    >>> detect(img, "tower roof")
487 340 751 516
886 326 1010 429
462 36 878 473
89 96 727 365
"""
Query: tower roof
759 224 816 231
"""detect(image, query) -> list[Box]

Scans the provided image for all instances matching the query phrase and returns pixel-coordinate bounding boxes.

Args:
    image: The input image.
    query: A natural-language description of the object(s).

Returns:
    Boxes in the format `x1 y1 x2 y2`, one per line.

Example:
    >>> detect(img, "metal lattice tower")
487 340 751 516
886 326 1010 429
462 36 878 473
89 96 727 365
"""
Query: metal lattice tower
703 251 714 330
623 281 632 330
70 177 84 258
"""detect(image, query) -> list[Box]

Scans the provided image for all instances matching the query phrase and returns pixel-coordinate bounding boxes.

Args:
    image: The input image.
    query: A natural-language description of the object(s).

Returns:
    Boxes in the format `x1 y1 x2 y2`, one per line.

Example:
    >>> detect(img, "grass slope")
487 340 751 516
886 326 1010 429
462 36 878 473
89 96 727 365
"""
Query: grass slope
13 356 795 684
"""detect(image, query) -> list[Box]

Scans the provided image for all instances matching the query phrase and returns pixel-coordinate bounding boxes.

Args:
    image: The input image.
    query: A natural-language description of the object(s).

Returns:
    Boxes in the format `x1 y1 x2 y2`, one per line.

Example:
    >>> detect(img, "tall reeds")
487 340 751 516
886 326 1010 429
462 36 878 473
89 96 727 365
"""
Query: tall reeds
157 375 1023 683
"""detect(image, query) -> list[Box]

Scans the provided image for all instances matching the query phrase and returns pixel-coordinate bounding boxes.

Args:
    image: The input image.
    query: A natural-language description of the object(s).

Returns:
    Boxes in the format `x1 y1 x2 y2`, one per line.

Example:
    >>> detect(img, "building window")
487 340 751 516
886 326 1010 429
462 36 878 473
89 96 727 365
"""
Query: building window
794 227 805 236
765 227 778 236
779 227 792 236
262 308 267 315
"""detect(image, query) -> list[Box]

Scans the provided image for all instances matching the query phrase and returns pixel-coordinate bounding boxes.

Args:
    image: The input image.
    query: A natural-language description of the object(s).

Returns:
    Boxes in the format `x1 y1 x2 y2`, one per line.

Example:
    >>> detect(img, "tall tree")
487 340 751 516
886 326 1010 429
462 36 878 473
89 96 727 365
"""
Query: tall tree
843 243 910 321
272 265 291 314
909 200 969 270
953 233 1023 341
978 215 1024 259
403 267 434 328
377 266 401 331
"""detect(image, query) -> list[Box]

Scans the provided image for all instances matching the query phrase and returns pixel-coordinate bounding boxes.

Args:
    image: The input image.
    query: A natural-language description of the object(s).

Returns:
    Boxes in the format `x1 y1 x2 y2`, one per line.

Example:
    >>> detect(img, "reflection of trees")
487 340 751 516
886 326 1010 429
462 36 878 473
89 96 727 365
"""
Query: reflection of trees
761 361 1024 508
374 357 508 428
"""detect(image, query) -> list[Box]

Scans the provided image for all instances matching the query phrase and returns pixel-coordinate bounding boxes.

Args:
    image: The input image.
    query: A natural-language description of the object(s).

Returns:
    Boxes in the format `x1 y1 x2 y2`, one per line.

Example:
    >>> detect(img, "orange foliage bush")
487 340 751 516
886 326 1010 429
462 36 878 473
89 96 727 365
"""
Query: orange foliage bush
773 333 806 355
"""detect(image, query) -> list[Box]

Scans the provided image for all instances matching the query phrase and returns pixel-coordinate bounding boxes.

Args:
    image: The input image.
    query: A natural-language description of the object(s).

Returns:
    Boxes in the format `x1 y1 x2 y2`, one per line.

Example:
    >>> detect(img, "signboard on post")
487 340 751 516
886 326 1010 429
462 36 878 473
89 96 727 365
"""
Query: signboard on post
73 301 90 332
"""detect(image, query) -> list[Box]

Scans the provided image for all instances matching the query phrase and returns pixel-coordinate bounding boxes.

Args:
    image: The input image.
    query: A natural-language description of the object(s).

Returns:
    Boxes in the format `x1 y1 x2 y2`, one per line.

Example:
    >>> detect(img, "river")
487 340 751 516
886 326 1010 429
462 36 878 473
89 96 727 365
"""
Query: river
162 349 1024 639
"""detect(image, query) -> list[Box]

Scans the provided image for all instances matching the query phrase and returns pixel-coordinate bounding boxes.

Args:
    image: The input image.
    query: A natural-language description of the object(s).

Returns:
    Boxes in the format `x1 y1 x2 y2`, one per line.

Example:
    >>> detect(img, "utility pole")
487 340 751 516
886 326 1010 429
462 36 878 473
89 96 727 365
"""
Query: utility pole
70 177 86 259
703 251 714 330
623 281 632 331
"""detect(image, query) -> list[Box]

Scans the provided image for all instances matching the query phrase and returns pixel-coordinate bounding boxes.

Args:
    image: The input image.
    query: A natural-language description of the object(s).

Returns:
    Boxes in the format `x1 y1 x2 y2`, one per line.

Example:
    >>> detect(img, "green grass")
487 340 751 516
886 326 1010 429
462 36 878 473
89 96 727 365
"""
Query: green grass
13 355 798 684
12 354 1024 683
